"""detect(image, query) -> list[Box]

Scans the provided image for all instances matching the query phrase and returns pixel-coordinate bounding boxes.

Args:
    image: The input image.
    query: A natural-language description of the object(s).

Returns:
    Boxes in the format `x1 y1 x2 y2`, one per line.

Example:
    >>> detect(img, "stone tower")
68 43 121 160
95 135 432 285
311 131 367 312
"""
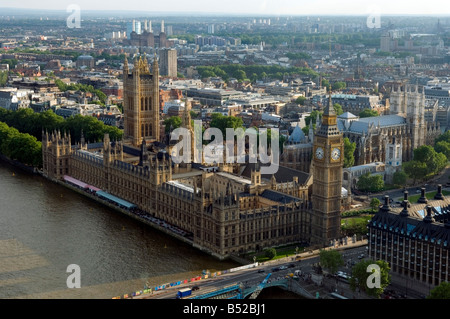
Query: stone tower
389 84 426 151
311 92 344 246
123 54 160 147
42 130 72 180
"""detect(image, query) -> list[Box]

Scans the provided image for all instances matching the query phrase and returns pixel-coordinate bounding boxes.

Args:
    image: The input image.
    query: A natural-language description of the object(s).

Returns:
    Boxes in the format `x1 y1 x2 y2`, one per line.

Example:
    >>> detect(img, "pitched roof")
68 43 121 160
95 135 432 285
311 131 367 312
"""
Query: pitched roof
338 111 358 119
240 162 310 185
288 125 306 143
342 114 406 133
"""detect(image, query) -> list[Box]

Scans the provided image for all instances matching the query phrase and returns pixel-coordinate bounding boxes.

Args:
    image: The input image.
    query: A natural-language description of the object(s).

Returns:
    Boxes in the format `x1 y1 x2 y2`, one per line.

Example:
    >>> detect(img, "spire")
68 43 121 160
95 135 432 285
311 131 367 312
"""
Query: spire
123 53 128 71
324 86 336 117
153 53 158 69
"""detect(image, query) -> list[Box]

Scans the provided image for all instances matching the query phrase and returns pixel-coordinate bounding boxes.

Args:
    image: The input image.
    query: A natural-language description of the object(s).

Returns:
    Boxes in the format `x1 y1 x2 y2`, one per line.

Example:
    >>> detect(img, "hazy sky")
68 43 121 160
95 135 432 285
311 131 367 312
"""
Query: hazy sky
1 0 450 16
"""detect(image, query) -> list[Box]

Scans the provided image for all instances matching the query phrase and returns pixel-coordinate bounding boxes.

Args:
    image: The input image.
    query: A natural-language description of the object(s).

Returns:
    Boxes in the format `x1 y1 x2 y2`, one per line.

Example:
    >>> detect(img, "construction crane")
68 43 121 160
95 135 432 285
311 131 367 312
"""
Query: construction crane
249 273 272 299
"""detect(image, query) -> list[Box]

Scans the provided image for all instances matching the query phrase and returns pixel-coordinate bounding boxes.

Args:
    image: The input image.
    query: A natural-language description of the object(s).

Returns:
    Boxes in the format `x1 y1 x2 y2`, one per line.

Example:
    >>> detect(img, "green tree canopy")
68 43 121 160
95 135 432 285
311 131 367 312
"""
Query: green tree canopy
332 81 346 91
341 217 370 237
333 103 344 116
427 281 450 299
163 116 182 133
0 108 122 145
264 248 277 260
209 113 244 136
295 96 306 105
356 173 384 193
349 259 391 298
305 110 322 126
435 130 450 144
0 121 42 167
319 249 344 275
434 140 450 161
404 145 448 182
403 160 428 184
343 137 356 168
0 70 8 87
392 170 408 187
359 109 379 118
370 198 381 212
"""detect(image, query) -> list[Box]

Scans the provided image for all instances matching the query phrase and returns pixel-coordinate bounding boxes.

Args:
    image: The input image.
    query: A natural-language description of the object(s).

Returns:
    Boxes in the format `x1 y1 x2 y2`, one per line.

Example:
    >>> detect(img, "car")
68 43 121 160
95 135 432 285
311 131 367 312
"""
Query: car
279 265 288 270
192 286 200 291
288 263 296 268
257 269 265 273
272 267 280 272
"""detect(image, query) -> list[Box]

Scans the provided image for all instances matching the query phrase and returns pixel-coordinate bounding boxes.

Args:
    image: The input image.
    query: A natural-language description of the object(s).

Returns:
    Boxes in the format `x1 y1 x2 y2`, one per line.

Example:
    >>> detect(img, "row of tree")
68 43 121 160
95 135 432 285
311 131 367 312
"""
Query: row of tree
0 108 123 146
403 144 448 184
0 121 42 167
196 64 318 82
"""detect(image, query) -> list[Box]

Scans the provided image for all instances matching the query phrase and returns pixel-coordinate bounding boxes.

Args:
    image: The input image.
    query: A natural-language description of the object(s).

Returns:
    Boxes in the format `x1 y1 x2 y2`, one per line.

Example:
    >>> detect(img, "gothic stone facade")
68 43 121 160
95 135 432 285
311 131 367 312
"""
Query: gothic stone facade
42 130 314 259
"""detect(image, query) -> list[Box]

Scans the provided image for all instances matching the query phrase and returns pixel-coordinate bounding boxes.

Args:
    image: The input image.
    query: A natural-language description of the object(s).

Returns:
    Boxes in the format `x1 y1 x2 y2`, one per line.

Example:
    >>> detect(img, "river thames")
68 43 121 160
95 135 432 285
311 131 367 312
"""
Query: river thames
0 161 240 299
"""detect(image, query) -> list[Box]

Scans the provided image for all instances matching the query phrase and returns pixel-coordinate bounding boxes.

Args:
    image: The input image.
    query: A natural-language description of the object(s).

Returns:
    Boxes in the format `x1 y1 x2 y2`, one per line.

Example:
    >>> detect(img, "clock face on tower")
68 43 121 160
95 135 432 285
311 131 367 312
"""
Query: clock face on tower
331 147 341 161
315 147 324 160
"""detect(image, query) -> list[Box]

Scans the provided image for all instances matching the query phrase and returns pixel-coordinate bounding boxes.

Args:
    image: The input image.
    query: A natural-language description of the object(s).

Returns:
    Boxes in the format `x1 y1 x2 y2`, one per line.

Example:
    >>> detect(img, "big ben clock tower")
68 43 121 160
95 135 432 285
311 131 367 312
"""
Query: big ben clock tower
311 92 344 246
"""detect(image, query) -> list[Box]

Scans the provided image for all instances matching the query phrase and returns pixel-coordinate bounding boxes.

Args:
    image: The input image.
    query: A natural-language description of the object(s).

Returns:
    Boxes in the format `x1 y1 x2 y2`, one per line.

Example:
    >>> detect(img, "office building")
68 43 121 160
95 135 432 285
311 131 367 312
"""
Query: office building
159 48 177 78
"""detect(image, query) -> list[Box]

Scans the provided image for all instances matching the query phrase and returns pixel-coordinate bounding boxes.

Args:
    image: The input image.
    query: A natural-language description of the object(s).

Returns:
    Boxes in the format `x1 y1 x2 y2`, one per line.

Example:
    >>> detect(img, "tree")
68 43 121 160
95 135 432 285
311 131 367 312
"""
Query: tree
427 281 450 299
359 109 379 118
434 140 450 161
392 170 407 187
333 103 343 116
357 173 384 193
295 96 306 105
407 145 448 181
319 249 344 275
305 110 322 126
343 137 356 168
341 218 370 237
370 198 381 212
332 81 346 91
0 71 8 87
435 130 450 145
163 116 182 133
209 113 244 136
321 78 330 88
264 248 277 260
403 160 428 184
233 69 247 82
349 259 390 298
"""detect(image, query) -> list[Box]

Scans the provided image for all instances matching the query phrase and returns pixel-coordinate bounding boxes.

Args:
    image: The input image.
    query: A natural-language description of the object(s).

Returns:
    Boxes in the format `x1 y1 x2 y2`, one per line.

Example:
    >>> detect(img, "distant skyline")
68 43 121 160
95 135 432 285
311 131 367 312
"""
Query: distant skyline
1 0 450 16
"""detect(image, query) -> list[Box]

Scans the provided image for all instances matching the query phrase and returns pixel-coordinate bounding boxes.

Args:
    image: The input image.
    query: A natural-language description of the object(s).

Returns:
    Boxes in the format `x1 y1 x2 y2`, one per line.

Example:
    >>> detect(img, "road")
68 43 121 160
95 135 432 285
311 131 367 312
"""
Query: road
137 244 369 300
372 165 450 205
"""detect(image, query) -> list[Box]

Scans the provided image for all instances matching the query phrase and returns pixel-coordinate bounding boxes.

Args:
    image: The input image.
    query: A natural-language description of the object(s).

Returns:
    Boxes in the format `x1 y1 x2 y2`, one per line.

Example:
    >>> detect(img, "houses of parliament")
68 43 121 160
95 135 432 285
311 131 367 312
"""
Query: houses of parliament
41 55 344 260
